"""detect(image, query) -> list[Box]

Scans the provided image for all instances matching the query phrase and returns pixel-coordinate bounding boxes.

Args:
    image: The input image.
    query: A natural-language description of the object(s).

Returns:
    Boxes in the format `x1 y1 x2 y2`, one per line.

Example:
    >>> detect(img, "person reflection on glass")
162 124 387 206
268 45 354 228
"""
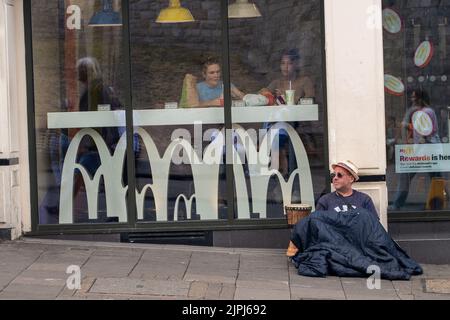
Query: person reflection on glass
73 57 123 220
196 57 245 107
260 48 315 178
389 88 441 211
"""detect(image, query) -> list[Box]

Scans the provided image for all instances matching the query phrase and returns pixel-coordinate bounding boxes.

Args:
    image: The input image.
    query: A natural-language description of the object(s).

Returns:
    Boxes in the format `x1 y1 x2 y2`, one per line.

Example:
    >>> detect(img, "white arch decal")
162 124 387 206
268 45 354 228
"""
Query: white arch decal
57 123 314 223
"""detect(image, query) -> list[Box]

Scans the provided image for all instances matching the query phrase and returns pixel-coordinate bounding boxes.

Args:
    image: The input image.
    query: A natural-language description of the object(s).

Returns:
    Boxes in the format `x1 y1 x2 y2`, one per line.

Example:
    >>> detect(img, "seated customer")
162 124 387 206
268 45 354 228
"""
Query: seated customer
261 48 315 103
186 57 245 108
316 160 378 218
260 48 315 178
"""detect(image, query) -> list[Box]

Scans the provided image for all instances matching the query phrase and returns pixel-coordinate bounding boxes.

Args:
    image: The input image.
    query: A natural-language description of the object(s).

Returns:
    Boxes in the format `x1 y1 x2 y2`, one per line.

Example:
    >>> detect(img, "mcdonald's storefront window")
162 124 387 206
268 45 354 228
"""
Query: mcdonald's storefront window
28 0 327 234
383 0 450 215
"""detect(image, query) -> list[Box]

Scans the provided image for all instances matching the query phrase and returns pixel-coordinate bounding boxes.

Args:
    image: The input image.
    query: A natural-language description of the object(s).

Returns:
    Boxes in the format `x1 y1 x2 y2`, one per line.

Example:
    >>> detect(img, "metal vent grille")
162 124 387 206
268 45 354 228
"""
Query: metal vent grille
121 231 213 246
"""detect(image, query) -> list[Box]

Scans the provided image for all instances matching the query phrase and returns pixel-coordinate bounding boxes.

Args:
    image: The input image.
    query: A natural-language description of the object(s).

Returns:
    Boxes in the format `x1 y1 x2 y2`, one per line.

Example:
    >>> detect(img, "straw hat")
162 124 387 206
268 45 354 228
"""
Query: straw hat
331 160 359 181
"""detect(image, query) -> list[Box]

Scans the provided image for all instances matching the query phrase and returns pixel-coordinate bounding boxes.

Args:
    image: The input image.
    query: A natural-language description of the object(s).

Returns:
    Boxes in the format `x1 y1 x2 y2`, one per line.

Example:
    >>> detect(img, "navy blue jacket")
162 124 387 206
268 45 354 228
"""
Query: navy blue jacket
291 209 423 280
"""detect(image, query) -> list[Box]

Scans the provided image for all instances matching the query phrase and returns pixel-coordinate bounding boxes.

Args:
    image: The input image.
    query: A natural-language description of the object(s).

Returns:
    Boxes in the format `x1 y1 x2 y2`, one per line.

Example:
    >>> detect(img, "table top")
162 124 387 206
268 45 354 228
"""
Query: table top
47 105 319 129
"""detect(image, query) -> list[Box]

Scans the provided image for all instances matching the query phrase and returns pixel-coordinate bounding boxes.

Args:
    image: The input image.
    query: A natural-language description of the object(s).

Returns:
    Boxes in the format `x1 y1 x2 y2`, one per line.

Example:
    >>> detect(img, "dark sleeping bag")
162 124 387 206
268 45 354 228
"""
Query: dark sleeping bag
290 209 423 280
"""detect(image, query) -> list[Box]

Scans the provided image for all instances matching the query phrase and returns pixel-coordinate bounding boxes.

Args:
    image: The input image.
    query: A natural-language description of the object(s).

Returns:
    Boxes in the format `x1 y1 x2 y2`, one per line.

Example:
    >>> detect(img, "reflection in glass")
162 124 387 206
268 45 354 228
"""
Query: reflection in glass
384 0 450 212
229 0 326 219
32 0 127 224
131 0 227 222
88 0 122 27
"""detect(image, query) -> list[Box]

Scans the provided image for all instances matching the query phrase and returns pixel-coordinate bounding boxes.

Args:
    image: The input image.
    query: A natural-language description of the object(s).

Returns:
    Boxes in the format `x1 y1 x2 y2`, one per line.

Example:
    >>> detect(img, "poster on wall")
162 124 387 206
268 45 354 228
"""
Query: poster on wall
382 8 403 34
384 74 405 96
395 143 450 173
414 40 434 68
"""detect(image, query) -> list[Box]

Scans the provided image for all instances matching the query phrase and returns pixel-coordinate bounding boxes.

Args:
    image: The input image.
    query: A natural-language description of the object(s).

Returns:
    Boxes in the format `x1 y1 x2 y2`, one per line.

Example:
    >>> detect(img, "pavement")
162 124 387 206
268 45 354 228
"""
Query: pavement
1 238 450 300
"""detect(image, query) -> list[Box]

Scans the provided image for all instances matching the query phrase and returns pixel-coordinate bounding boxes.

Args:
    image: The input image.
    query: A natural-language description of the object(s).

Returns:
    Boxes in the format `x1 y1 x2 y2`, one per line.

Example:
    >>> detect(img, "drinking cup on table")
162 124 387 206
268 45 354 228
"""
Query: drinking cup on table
285 90 295 105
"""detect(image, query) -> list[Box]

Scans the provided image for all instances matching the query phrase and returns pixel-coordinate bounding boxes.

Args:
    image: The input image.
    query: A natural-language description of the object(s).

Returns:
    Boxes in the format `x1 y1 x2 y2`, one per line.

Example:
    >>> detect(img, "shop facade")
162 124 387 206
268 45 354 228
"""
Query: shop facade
4 0 448 262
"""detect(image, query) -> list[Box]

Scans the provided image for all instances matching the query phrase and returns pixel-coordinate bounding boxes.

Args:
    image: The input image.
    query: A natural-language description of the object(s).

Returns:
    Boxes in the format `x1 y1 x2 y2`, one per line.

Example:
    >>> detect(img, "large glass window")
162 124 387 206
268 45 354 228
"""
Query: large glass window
28 0 327 228
383 1 450 213
228 0 326 219
32 0 128 225
129 0 227 222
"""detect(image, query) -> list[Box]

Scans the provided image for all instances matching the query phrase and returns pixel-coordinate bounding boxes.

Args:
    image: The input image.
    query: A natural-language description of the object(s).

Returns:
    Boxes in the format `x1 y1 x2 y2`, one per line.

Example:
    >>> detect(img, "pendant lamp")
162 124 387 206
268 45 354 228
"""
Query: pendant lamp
89 0 122 27
228 0 262 19
156 0 195 23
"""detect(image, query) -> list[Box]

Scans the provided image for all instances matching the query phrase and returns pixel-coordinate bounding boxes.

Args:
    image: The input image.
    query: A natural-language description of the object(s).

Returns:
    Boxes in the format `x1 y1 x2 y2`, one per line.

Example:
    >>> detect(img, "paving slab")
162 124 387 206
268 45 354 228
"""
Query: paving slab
289 275 342 289
341 277 396 291
343 285 400 300
345 292 400 300
0 283 65 300
188 281 209 299
238 270 289 283
9 269 67 287
188 261 239 270
239 255 288 270
236 279 289 291
0 274 17 290
29 251 91 272
89 278 190 297
81 255 141 278
392 280 413 295
57 276 96 299
141 249 192 261
189 252 240 269
234 287 290 300
290 286 346 300
92 248 144 258
420 264 450 279
218 283 236 300
424 279 450 294
339 277 402 300
204 283 222 300
58 293 194 300
0 251 43 277
184 271 238 284
129 264 188 280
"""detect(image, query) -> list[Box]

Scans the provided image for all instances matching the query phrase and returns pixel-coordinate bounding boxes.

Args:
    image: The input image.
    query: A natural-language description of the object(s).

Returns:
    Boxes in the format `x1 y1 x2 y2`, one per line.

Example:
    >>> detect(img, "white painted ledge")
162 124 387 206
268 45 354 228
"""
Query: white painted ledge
47 105 319 129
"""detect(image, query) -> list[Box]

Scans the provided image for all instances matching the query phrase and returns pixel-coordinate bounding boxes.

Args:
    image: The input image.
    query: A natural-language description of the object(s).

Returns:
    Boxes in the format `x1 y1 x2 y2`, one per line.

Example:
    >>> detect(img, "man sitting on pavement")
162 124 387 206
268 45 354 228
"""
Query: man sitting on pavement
286 160 377 258
288 160 422 279
316 160 378 218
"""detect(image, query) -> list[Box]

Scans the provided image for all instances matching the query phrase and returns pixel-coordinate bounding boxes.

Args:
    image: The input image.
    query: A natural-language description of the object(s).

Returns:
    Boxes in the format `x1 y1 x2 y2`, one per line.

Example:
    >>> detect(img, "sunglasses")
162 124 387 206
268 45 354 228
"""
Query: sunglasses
330 172 347 180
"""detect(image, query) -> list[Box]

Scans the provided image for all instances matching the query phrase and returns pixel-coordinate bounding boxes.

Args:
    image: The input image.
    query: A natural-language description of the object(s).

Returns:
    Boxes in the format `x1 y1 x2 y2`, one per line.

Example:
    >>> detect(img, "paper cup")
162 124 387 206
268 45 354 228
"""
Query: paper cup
285 90 295 105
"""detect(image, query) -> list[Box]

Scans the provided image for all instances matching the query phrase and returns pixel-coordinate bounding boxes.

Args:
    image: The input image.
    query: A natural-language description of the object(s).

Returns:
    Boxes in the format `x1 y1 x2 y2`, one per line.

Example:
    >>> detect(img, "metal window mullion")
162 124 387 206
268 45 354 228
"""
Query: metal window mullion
320 0 331 193
220 0 235 224
23 0 39 232
122 0 137 227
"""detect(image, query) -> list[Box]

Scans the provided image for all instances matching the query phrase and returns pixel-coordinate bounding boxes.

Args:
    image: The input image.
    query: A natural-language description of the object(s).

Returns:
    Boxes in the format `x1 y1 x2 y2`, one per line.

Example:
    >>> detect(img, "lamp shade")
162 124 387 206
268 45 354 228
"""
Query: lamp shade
228 0 262 18
156 0 195 23
89 0 122 27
